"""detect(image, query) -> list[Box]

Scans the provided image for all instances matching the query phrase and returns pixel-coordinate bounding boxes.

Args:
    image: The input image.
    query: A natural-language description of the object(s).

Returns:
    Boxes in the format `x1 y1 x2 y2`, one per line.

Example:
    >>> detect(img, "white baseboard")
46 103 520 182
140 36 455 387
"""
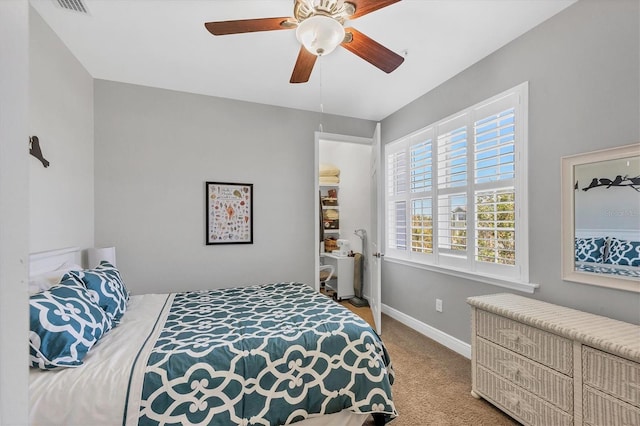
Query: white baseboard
382 303 471 359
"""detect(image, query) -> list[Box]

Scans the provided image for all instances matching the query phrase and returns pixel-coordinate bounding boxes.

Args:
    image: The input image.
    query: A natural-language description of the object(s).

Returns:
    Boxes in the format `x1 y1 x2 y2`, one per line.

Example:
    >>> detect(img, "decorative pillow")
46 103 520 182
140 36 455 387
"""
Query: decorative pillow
68 261 129 324
28 261 83 295
575 237 606 263
29 278 112 369
604 238 640 267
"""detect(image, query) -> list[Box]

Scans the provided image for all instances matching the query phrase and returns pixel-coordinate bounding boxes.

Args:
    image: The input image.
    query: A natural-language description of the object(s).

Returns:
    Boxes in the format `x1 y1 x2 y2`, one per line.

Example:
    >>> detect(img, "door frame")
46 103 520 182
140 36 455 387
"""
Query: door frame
370 123 383 334
313 131 376 289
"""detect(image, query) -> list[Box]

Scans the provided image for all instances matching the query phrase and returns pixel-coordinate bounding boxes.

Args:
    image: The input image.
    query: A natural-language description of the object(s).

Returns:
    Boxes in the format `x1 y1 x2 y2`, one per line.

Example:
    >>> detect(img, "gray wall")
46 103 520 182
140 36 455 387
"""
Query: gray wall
94 81 375 294
0 5 93 421
380 0 640 343
29 8 95 254
0 1 29 423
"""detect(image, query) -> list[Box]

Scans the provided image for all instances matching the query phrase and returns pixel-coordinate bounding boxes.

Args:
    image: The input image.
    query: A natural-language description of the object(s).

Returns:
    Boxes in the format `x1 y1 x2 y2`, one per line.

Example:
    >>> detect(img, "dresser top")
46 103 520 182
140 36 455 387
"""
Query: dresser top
467 293 640 362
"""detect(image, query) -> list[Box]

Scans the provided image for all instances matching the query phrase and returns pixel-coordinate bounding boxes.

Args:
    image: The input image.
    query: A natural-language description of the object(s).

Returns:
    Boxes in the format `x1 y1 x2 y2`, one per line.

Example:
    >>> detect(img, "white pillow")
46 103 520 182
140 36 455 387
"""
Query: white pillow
28 261 83 295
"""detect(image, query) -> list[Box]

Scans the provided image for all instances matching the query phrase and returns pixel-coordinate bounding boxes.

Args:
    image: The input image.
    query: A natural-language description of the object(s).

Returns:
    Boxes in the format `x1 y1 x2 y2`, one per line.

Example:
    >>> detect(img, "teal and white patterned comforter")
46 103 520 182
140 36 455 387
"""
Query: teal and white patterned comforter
127 282 396 425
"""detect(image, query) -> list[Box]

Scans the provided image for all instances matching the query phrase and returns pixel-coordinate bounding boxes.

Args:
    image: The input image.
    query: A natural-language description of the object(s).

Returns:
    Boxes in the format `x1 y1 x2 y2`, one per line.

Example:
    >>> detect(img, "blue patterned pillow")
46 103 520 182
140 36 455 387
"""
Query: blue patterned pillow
68 261 129 324
575 237 606 263
29 278 112 369
605 238 640 267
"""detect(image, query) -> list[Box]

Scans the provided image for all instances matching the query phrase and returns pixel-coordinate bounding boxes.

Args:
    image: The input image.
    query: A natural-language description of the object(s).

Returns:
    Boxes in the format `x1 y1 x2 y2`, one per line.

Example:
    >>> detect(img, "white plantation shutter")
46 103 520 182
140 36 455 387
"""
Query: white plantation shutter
410 138 432 193
474 108 515 184
475 189 516 265
409 132 434 256
385 82 528 285
386 147 408 254
388 201 407 250
437 194 467 253
387 150 407 196
437 125 467 190
436 115 468 266
472 92 519 274
411 198 433 253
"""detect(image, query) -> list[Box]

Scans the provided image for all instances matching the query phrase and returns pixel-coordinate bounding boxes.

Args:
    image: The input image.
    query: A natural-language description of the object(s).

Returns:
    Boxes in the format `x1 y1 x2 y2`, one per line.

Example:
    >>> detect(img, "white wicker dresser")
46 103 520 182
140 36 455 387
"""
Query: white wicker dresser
467 293 640 426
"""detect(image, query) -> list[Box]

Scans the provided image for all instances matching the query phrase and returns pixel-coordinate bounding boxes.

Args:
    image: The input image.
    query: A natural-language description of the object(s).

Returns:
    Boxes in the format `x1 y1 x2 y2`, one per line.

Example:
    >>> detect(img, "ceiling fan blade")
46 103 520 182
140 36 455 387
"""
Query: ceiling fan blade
341 28 404 73
347 0 401 20
205 17 295 36
290 46 317 83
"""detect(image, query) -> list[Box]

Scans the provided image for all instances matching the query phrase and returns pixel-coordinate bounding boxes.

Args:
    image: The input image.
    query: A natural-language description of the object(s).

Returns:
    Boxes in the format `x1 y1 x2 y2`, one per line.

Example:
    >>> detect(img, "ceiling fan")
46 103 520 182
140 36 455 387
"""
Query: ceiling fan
204 0 405 84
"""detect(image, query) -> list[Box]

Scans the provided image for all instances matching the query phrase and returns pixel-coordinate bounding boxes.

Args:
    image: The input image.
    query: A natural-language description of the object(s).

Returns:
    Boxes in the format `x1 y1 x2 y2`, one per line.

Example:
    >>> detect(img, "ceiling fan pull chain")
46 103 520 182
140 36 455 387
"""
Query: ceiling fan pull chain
319 57 324 113
318 57 324 132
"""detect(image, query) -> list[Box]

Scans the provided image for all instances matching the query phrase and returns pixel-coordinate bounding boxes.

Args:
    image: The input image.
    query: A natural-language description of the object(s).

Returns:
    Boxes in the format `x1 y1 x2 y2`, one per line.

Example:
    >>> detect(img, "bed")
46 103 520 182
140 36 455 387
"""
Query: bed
28 248 397 426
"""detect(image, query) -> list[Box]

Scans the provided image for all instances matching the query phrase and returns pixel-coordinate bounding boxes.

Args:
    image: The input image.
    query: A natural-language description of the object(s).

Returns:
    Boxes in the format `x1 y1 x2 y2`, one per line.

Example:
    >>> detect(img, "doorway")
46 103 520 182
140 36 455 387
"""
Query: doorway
313 132 379 328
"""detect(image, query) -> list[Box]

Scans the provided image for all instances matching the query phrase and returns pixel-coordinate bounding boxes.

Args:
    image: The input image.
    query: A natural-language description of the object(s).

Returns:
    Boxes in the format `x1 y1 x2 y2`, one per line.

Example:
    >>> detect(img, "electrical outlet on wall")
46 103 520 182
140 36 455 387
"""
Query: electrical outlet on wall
436 298 443 312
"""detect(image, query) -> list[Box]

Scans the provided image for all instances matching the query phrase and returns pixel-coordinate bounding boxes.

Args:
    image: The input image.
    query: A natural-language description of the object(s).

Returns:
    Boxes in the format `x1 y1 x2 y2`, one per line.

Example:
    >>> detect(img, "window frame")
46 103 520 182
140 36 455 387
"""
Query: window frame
384 82 536 293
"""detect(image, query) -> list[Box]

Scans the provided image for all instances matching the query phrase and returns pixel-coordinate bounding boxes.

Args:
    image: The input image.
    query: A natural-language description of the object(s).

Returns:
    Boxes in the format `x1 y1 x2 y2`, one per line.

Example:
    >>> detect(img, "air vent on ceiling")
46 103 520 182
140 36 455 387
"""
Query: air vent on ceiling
53 0 89 14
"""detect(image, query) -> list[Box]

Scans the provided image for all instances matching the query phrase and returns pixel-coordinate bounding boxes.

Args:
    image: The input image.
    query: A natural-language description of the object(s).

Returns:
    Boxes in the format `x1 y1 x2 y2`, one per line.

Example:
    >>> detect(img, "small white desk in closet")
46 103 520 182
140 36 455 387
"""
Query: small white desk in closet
321 253 354 301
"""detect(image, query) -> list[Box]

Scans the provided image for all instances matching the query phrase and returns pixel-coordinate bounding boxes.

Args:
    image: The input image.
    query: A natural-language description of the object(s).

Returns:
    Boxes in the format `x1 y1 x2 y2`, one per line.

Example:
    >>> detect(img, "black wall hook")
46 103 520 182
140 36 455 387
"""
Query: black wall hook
29 136 49 168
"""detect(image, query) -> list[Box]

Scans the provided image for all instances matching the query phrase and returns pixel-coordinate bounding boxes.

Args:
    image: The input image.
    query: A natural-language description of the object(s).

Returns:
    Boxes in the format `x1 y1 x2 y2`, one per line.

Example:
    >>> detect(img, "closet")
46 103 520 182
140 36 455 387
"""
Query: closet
318 138 372 301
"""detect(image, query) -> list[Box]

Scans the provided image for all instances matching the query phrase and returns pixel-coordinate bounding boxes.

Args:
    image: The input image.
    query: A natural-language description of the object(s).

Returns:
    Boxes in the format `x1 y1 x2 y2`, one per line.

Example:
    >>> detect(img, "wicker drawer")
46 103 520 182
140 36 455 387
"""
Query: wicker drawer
476 337 573 412
583 346 640 409
584 385 640 426
476 310 573 375
475 365 573 426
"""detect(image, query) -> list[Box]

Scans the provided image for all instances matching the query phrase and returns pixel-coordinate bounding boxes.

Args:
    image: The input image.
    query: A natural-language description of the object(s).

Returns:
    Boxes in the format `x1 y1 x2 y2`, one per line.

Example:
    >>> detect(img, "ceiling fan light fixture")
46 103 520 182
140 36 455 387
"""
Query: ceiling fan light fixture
296 15 345 56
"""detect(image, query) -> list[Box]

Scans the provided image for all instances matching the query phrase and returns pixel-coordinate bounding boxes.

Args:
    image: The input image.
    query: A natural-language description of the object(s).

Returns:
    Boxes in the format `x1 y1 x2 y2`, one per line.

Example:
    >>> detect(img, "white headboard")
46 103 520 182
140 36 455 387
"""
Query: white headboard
29 247 81 277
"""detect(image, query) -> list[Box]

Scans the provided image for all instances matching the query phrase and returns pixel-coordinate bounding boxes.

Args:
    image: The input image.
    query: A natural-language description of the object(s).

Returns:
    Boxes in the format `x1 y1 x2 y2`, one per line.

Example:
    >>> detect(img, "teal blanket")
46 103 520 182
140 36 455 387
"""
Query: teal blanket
133 282 396 425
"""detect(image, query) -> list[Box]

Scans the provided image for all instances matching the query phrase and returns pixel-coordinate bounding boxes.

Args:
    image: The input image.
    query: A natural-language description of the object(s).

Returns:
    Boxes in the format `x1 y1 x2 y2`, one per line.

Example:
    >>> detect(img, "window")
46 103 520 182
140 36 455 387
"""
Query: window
385 83 529 286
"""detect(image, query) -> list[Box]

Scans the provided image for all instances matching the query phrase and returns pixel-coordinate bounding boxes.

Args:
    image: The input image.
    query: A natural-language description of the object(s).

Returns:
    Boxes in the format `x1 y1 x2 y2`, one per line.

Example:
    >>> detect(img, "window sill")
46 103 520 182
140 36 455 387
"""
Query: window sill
384 257 539 294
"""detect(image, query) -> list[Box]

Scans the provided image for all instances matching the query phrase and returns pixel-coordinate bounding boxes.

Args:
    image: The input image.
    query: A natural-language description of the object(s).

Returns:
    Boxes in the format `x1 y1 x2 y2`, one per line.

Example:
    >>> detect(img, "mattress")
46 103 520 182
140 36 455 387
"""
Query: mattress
30 282 396 425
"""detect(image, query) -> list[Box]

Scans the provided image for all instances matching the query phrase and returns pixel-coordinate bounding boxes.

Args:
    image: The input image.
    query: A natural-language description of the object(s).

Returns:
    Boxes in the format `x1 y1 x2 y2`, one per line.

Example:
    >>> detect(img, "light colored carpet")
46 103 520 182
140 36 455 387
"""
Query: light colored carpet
364 314 520 426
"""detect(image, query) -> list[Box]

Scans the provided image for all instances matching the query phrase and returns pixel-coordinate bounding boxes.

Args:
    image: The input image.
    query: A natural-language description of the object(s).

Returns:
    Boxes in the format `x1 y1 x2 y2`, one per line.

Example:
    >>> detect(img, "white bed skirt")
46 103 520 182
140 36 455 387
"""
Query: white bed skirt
297 411 368 426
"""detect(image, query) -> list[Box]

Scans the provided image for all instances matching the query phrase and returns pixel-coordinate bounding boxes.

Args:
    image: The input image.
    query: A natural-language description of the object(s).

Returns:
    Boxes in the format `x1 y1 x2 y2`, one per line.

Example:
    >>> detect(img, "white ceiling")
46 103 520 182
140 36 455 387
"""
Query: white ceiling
31 0 575 121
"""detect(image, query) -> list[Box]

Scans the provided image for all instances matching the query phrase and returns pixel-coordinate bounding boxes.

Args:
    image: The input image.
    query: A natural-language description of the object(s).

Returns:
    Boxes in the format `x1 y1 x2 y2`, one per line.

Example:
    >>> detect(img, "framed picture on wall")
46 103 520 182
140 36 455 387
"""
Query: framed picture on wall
206 181 253 245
